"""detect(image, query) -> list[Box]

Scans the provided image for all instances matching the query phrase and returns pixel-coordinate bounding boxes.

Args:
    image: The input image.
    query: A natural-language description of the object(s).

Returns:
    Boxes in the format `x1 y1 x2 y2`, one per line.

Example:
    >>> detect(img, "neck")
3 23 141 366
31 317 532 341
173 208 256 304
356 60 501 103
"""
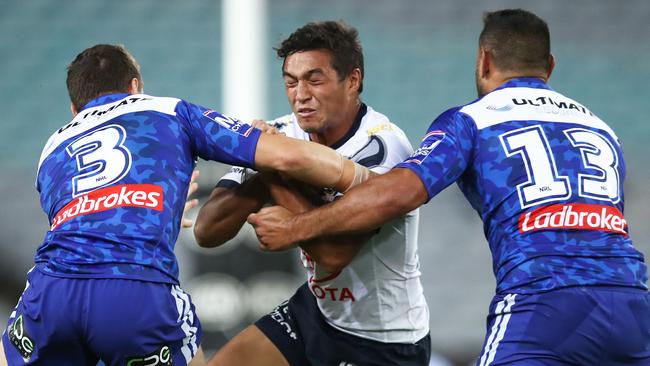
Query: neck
309 102 361 147
482 71 548 96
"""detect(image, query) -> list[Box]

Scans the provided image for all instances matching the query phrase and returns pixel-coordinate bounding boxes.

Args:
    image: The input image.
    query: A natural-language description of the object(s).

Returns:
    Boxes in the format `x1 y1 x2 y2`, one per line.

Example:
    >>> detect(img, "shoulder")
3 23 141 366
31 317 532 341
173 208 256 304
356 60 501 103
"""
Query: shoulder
361 106 410 144
128 94 182 115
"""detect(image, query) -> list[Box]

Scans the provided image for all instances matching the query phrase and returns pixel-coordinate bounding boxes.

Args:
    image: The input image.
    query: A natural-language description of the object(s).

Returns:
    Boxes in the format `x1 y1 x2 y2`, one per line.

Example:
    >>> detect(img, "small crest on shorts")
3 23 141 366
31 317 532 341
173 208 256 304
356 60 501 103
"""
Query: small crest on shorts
7 314 36 361
126 345 173 366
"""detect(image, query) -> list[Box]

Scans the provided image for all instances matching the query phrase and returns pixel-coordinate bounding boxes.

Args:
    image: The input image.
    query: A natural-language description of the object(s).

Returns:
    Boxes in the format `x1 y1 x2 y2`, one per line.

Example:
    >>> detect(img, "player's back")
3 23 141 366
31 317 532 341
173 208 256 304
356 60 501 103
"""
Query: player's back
457 78 647 294
36 93 259 284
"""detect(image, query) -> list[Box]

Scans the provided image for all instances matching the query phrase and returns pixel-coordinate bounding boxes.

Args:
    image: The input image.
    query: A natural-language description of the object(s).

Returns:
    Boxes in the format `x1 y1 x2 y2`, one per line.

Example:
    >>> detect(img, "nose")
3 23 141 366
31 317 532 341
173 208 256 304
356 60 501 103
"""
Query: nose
295 81 311 103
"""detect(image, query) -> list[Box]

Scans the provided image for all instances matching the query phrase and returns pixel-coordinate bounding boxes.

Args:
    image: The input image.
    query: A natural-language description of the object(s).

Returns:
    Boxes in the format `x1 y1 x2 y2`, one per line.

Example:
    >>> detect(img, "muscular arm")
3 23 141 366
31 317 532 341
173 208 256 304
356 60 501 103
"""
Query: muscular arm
194 174 269 247
254 133 361 193
249 168 428 247
263 174 373 272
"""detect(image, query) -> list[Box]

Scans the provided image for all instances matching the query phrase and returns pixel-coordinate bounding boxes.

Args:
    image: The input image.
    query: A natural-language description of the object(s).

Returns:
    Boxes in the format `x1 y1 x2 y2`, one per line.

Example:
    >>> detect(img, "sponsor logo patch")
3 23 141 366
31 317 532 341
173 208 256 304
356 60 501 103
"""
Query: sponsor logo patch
7 315 35 362
269 301 298 341
126 345 173 366
519 203 628 235
403 130 446 165
51 184 163 230
203 110 254 137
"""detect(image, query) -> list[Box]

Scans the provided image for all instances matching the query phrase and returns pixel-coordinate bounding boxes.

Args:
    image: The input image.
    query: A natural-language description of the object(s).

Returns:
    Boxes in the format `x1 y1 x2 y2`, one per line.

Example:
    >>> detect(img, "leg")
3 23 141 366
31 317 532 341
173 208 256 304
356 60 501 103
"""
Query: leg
208 325 289 366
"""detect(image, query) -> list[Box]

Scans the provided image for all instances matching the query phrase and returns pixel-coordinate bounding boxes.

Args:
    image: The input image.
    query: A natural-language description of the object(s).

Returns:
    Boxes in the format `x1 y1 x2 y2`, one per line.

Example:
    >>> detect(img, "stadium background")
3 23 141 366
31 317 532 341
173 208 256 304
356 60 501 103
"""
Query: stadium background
1 1 649 365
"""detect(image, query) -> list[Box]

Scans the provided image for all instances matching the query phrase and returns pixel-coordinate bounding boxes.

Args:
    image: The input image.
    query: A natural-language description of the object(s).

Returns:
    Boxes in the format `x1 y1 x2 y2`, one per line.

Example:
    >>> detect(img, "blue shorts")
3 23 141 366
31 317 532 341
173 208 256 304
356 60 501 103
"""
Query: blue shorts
2 268 202 365
255 283 431 366
476 286 650 366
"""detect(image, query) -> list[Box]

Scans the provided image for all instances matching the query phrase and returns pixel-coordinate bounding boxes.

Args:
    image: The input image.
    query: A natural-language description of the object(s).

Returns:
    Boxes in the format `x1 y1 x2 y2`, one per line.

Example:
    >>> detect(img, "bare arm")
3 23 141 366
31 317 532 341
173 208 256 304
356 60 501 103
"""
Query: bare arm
194 173 269 247
248 168 428 248
254 133 361 193
262 174 373 272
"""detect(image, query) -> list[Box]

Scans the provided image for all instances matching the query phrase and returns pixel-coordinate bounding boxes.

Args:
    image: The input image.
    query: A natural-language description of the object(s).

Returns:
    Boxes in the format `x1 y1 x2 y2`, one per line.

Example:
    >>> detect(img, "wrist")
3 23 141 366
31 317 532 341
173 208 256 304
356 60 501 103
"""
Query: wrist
290 210 317 242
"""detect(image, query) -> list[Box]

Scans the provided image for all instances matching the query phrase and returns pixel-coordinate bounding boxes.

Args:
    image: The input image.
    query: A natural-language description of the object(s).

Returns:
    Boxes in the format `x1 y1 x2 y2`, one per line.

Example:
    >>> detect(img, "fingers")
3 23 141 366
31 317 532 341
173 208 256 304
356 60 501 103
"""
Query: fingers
187 169 200 198
181 198 199 228
182 169 200 228
251 119 281 135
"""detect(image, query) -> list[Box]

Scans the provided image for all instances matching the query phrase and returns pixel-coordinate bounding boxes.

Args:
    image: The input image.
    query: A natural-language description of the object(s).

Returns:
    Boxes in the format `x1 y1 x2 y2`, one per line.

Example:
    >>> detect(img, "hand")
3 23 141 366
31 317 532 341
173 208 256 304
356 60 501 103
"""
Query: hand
251 119 283 135
181 170 200 228
247 206 299 251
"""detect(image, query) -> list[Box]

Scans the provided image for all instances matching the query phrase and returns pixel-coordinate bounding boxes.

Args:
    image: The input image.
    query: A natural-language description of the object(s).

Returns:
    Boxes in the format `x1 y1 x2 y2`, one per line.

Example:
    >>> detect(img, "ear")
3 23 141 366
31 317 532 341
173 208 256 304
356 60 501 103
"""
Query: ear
347 68 362 94
128 78 141 94
477 47 491 80
70 103 78 117
546 54 556 79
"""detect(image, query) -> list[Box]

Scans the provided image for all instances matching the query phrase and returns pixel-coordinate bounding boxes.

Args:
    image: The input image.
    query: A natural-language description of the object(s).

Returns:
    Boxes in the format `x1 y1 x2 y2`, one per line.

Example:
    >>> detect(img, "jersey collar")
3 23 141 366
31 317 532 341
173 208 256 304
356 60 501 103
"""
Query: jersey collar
329 103 368 150
495 77 553 92
79 93 131 112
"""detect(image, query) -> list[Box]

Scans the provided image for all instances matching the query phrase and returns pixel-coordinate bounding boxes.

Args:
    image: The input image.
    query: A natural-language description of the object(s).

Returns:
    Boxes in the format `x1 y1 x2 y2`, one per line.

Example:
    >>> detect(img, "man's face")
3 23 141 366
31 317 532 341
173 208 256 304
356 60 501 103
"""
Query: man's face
283 50 355 133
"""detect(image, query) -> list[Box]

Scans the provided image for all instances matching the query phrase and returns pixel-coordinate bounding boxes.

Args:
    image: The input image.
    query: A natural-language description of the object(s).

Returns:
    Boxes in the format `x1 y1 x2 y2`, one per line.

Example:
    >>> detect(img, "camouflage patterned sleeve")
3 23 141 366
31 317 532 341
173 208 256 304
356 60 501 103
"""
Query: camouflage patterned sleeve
175 100 262 168
395 107 476 202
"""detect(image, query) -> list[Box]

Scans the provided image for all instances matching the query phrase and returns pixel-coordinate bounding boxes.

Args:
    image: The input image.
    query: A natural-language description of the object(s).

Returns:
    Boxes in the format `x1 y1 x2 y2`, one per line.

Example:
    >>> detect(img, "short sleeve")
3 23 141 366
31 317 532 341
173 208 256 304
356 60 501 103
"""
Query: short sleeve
175 101 262 169
396 107 476 202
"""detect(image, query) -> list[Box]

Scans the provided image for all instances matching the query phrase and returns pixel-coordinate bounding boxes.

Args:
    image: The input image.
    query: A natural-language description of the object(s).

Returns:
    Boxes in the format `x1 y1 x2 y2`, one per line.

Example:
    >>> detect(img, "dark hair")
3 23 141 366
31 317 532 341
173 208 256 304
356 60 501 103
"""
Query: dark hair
479 9 551 73
66 44 142 110
276 20 364 93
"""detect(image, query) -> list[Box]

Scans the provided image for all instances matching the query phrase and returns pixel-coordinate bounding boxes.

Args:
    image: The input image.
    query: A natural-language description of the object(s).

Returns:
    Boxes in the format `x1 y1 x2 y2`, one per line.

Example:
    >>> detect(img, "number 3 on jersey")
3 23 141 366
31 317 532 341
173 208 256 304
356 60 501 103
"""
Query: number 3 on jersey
66 124 132 197
500 125 620 209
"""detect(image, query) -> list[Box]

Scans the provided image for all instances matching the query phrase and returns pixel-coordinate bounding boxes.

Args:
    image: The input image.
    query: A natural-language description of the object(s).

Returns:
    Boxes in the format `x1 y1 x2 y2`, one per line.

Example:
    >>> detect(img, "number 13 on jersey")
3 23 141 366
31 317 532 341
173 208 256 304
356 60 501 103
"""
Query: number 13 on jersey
500 125 620 209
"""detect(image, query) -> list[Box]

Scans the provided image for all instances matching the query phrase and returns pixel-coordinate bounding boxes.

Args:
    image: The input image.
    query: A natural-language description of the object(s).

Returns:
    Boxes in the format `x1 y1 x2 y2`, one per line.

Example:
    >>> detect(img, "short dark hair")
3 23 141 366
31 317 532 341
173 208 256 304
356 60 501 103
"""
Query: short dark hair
276 20 364 93
66 44 142 111
479 9 551 73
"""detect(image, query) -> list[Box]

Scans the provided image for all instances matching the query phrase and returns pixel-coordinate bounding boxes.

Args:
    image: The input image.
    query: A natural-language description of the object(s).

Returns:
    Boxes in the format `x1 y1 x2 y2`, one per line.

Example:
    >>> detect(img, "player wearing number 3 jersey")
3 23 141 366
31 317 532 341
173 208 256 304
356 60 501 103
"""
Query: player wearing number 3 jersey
248 9 650 365
1 44 370 365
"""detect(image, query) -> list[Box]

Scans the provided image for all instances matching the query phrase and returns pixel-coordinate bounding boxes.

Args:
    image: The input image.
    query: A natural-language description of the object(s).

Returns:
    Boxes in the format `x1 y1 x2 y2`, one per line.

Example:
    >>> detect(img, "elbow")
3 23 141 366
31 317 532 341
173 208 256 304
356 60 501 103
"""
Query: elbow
261 138 311 174
270 149 305 174
193 221 229 248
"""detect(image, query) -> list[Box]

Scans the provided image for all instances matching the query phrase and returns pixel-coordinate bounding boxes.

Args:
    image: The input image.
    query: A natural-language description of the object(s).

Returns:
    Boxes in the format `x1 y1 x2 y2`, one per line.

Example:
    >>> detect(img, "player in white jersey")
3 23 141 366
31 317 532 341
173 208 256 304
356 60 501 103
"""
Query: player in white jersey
194 21 430 366
249 10 650 366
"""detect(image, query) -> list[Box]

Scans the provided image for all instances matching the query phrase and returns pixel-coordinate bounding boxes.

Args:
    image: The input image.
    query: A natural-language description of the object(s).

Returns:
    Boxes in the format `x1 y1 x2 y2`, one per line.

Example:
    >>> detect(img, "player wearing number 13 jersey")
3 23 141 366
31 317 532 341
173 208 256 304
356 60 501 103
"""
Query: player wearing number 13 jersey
2 44 371 366
248 10 650 365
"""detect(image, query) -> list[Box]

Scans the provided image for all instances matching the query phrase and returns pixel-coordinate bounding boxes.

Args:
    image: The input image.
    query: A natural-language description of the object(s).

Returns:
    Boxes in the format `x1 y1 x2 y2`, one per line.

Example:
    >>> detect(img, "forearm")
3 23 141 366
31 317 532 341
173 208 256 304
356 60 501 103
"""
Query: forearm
267 175 370 271
194 175 269 247
290 168 428 242
254 134 359 193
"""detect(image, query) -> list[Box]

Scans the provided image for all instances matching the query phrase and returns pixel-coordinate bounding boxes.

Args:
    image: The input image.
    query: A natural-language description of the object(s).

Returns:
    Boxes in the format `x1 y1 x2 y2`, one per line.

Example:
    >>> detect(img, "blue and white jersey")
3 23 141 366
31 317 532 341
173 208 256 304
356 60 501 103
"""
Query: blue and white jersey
397 78 647 294
35 93 261 284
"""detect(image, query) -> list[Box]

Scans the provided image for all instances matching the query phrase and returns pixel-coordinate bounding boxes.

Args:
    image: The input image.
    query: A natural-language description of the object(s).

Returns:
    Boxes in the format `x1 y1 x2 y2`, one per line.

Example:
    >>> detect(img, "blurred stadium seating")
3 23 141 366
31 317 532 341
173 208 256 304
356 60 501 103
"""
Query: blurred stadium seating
1 1 649 364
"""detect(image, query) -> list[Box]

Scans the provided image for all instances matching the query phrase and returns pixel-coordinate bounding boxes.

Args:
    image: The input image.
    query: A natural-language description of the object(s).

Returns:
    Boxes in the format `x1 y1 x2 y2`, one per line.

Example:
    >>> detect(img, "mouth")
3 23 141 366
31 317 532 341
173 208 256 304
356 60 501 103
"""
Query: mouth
297 107 316 118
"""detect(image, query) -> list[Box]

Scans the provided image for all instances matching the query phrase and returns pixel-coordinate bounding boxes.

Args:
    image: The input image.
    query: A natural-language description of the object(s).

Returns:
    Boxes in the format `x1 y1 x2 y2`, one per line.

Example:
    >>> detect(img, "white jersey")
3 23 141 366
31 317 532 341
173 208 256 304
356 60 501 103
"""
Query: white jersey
220 105 429 343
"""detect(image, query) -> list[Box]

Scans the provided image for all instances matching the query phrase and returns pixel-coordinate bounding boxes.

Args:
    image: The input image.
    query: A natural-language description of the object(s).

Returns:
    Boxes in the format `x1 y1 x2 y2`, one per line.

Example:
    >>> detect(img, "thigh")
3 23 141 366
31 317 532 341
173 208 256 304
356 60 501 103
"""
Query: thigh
87 281 202 366
3 269 98 365
477 289 614 366
208 325 289 366
605 288 650 365
262 284 430 366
